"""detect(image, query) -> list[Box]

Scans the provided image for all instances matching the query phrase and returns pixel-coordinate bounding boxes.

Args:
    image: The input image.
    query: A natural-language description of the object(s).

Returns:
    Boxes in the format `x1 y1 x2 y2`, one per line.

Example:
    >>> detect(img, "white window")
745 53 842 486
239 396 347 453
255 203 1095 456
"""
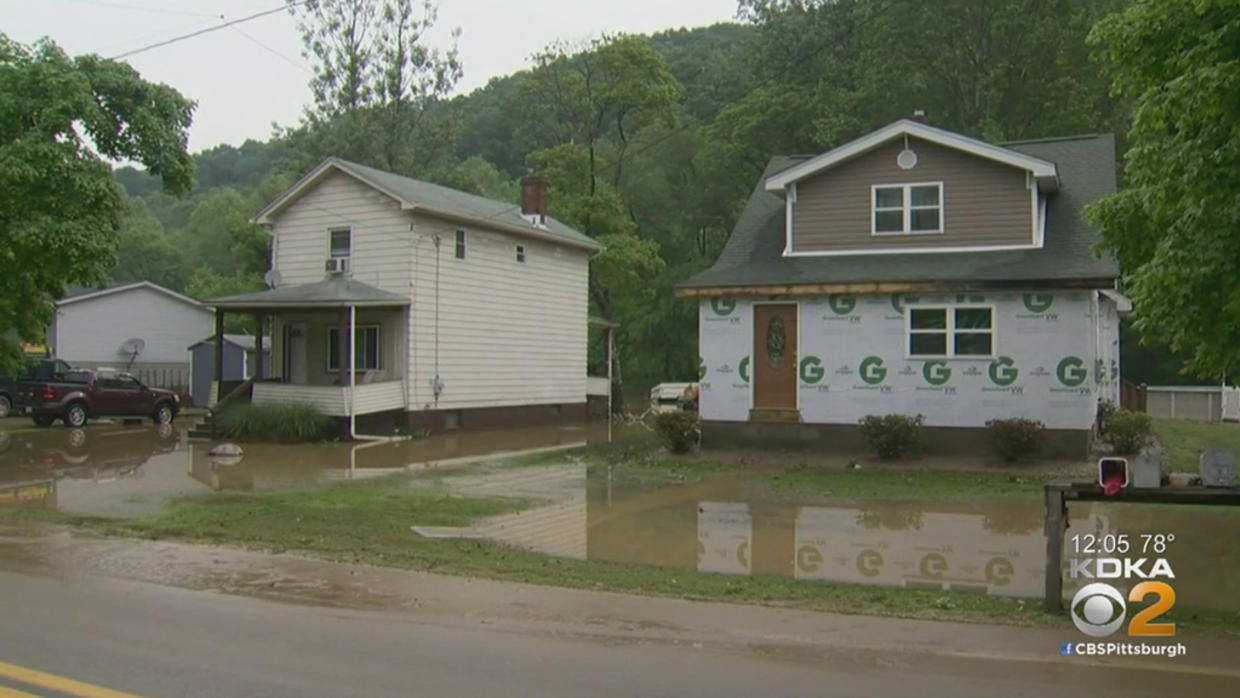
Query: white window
516 245 526 263
906 306 994 358
454 229 466 259
327 326 380 371
329 228 352 257
872 183 943 235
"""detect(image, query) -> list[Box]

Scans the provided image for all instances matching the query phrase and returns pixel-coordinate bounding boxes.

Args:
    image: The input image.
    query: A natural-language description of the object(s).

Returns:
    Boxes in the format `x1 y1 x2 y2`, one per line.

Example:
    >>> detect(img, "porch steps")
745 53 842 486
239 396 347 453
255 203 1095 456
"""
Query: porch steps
187 412 221 440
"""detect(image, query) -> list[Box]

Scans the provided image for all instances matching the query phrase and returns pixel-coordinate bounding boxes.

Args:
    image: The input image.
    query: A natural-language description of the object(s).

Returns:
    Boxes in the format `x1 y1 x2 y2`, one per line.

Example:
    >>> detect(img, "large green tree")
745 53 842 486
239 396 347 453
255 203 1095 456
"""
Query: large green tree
0 34 193 371
1087 0 1240 381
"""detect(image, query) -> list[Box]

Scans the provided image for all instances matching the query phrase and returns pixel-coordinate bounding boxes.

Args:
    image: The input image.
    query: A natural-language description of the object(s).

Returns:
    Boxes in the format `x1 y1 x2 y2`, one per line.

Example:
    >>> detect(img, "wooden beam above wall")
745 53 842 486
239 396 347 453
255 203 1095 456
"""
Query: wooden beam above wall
674 278 1116 298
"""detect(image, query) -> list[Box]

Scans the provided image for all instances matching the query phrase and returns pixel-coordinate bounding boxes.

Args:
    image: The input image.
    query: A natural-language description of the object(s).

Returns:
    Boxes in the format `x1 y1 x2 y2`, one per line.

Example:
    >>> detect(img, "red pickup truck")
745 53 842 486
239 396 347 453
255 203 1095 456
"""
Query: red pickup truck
14 369 180 427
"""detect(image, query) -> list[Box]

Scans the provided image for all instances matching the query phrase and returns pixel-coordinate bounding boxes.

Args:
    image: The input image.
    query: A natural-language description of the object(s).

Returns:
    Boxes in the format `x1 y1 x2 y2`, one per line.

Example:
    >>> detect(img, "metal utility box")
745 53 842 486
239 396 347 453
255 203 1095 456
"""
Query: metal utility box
1200 449 1237 488
1131 447 1165 489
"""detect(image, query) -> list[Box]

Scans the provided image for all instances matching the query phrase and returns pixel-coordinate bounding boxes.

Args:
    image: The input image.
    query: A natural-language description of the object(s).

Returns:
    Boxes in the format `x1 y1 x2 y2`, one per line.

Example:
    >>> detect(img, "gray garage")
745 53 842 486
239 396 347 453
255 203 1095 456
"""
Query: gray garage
188 334 271 407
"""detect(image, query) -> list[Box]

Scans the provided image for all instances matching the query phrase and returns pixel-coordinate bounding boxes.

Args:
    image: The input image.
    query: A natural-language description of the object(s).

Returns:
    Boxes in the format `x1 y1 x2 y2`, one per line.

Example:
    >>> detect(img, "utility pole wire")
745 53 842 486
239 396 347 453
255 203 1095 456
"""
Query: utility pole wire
109 2 303 60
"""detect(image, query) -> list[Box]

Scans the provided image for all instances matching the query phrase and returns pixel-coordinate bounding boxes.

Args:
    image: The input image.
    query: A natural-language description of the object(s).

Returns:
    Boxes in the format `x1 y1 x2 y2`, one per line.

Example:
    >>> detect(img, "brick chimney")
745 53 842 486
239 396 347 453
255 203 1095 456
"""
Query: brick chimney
910 109 928 124
520 173 549 227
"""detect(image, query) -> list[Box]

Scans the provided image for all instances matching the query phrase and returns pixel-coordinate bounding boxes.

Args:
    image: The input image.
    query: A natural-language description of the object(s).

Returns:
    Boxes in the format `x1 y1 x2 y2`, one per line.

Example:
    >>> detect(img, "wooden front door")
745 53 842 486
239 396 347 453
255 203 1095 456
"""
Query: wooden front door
752 303 797 412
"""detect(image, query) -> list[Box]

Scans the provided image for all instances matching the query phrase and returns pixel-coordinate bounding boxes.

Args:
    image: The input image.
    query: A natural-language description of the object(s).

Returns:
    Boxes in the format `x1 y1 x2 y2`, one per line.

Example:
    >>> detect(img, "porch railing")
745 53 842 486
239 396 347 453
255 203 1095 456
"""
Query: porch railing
251 380 406 417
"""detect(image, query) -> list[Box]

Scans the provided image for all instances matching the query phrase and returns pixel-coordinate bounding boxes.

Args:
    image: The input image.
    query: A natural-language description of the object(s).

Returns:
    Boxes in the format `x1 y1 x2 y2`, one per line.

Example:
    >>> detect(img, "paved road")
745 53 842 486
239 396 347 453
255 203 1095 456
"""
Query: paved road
1 566 1234 698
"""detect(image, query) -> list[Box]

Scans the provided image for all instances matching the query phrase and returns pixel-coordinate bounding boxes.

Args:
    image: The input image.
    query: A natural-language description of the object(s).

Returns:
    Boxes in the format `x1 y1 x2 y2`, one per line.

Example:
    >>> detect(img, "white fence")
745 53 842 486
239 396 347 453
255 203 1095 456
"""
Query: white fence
1145 385 1240 422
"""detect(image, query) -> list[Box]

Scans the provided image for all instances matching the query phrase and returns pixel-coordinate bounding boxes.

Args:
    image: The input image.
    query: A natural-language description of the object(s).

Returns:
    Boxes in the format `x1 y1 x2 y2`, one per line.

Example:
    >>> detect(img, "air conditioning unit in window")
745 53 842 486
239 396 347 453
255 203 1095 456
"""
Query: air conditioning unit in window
325 257 350 275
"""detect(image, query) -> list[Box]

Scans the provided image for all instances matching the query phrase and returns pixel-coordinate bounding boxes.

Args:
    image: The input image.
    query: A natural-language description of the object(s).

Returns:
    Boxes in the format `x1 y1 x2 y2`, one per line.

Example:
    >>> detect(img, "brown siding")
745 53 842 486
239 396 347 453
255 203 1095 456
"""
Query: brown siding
790 137 1034 253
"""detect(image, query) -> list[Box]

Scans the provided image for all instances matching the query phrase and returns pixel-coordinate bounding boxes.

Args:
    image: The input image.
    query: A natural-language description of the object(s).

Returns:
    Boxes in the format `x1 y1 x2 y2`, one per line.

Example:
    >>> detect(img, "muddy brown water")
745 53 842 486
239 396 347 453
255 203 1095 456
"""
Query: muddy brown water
2 421 1237 611
0 421 610 517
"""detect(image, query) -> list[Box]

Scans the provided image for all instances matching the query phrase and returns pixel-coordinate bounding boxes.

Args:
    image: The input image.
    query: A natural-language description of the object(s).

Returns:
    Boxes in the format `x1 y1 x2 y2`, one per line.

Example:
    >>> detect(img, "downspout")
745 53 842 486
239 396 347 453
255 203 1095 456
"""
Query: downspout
348 303 411 443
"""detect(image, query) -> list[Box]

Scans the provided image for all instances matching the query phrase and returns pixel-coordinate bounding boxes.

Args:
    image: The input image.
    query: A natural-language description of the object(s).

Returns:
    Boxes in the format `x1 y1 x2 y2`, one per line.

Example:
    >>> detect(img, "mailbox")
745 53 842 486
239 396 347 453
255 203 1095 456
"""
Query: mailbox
1098 457 1128 496
1131 447 1165 489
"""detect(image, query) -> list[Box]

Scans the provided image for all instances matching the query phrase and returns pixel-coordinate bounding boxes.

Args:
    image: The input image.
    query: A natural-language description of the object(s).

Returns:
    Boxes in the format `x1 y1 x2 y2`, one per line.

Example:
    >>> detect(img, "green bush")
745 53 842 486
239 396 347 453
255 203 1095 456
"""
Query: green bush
1104 408 1152 455
858 413 924 459
216 402 337 443
985 418 1046 462
1097 400 1117 435
653 410 700 453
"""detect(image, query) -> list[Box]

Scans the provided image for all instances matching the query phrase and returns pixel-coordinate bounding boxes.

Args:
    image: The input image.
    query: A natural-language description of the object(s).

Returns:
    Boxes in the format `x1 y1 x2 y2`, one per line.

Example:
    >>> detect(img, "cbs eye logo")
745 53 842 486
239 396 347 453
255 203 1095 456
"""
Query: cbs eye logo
1071 582 1176 637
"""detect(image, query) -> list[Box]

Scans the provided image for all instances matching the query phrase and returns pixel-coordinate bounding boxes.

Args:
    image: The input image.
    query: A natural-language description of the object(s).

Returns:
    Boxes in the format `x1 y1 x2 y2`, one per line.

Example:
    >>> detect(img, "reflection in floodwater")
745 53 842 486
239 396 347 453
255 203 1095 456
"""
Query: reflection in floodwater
0 422 614 517
420 465 1240 611
4 421 1238 611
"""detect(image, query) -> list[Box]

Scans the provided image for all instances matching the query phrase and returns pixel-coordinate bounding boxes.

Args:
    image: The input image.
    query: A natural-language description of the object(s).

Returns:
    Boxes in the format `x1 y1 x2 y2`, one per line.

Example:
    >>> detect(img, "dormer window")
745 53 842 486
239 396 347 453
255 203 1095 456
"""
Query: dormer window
872 183 943 235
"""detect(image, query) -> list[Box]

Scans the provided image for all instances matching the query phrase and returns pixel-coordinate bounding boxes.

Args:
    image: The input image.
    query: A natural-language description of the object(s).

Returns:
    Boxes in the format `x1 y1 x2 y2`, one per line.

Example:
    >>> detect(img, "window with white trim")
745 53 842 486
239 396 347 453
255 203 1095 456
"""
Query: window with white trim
329 228 352 257
454 229 466 259
872 183 943 234
907 306 993 358
515 245 526 263
327 326 380 371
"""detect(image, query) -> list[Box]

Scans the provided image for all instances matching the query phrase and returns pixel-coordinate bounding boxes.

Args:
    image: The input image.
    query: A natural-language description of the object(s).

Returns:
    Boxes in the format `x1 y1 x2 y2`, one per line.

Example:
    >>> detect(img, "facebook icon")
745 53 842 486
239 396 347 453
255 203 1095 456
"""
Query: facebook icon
1060 643 1074 656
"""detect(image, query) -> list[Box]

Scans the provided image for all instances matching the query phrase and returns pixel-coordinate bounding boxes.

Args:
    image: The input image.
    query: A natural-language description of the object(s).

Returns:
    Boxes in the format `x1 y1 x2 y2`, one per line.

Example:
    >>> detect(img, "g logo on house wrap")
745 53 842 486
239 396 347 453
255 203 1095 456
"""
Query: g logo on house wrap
799 356 825 384
828 294 856 315
889 293 918 315
710 297 736 316
922 360 951 386
988 356 1018 386
1022 293 1054 313
860 356 887 385
1057 356 1087 387
738 356 750 383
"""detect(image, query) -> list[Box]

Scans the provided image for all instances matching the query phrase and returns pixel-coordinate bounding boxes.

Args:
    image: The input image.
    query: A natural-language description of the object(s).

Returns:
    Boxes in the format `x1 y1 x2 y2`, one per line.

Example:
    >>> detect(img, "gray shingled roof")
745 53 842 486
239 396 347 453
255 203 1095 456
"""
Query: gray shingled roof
679 134 1119 291
207 277 410 309
320 159 601 251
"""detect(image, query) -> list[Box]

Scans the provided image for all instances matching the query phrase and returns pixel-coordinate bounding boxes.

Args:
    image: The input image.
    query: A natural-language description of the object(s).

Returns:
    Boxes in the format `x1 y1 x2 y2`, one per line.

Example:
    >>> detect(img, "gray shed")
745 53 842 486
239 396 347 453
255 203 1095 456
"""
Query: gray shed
188 334 271 407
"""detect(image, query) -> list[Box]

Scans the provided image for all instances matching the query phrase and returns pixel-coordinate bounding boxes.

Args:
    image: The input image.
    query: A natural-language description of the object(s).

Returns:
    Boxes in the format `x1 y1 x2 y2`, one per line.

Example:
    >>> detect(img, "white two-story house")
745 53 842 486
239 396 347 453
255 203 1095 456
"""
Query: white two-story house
678 118 1129 457
208 158 608 435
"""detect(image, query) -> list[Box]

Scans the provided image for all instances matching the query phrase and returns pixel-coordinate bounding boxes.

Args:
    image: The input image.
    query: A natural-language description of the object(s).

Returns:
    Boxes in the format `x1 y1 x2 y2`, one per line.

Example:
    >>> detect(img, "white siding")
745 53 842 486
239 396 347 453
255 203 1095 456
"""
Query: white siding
407 213 589 410
352 380 406 414
54 287 213 365
272 171 413 293
267 172 591 411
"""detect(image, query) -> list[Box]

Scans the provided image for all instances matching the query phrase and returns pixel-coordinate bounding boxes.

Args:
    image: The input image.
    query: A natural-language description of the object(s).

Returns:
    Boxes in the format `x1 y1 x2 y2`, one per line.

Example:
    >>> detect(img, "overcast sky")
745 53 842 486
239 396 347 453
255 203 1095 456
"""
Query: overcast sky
2 0 739 153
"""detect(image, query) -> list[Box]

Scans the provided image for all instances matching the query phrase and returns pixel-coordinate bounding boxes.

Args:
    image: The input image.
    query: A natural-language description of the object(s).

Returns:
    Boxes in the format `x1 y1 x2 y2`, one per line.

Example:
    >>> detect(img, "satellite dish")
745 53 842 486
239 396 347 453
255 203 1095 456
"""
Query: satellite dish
119 338 145 370
264 269 282 288
120 338 146 356
897 148 918 170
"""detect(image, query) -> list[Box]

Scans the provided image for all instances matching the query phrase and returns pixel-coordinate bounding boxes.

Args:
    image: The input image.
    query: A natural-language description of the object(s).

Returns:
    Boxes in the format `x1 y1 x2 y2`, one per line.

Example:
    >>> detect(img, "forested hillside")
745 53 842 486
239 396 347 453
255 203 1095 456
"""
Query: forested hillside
106 0 1198 389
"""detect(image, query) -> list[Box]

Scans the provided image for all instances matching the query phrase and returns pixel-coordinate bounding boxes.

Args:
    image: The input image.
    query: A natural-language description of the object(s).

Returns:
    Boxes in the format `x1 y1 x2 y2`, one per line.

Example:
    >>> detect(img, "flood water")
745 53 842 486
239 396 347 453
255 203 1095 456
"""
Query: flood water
0 420 611 517
2 420 1237 611
415 463 1240 611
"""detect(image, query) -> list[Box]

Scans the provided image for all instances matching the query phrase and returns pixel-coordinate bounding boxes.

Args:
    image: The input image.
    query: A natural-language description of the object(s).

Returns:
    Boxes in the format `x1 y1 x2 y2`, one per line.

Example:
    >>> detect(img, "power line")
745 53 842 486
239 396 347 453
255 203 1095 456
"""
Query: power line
229 24 312 74
109 2 301 60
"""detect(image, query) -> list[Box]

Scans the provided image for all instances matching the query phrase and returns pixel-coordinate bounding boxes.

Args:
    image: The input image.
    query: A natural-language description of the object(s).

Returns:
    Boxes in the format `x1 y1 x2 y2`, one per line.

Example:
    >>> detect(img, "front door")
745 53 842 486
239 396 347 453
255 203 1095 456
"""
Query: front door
752 303 798 413
284 323 307 384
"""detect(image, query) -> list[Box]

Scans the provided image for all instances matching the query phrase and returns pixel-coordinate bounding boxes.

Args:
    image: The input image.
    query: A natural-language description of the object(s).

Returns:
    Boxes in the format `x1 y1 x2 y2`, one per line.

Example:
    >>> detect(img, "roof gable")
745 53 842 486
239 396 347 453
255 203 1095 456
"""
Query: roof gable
253 158 602 252
765 119 1060 194
57 281 210 313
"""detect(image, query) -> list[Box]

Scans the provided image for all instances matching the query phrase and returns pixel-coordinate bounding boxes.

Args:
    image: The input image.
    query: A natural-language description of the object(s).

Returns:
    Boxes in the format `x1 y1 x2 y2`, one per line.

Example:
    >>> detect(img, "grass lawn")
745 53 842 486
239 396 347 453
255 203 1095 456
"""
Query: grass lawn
1153 419 1240 471
3 469 1237 637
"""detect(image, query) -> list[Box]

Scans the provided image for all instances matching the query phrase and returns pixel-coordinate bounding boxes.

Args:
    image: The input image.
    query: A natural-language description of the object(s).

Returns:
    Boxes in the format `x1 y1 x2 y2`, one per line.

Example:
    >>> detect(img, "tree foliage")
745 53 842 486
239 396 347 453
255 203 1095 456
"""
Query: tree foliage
1087 0 1240 380
0 34 193 372
287 0 461 174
